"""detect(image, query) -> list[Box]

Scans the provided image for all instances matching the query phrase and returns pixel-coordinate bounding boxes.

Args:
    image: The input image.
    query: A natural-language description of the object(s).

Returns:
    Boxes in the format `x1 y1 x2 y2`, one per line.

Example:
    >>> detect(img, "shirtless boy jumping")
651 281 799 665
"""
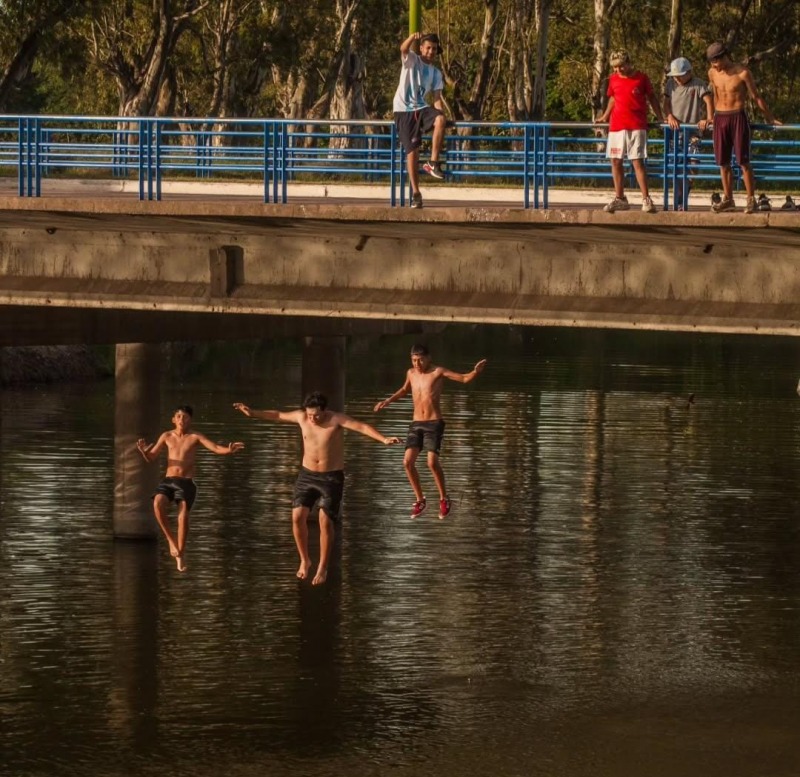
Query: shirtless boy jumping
137 405 244 572
706 40 781 213
374 344 487 519
233 393 400 585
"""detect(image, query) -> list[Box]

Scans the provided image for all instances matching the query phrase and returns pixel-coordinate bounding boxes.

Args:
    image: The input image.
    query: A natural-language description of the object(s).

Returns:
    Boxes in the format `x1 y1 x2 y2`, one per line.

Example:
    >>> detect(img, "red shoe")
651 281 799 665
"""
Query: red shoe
410 498 427 518
438 497 451 519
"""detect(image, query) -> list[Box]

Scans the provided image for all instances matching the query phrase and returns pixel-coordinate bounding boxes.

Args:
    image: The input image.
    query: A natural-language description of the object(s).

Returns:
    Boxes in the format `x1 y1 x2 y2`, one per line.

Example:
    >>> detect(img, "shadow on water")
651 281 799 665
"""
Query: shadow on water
2 326 800 776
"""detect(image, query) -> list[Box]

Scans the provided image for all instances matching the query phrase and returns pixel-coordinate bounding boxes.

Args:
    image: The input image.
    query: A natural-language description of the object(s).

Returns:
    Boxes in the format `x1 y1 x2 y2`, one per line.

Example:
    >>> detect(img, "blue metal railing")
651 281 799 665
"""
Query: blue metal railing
2 114 799 209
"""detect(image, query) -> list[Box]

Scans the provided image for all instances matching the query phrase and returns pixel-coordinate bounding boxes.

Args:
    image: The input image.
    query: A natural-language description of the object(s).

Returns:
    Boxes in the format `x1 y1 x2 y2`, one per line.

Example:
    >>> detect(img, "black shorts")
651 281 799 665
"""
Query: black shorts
292 467 345 520
153 477 197 511
405 420 446 455
394 107 443 154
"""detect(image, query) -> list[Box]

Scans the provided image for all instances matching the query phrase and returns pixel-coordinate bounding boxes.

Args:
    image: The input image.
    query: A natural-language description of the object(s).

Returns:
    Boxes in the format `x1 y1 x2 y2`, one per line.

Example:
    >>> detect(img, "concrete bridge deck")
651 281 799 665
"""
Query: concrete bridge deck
1 193 799 344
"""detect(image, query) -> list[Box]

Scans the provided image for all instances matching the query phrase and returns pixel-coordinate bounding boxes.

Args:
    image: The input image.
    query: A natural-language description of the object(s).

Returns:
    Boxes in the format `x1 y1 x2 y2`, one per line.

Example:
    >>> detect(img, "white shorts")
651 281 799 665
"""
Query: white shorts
606 129 648 160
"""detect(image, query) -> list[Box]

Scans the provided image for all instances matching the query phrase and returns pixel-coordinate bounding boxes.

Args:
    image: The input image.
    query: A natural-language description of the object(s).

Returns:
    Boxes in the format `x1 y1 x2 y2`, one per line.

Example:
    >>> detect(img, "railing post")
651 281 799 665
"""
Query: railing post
25 117 34 197
390 123 397 207
17 117 24 196
541 124 549 209
663 125 671 211
147 119 154 201
34 118 41 197
263 121 270 203
138 120 145 201
523 124 530 209
155 120 162 201
281 123 288 204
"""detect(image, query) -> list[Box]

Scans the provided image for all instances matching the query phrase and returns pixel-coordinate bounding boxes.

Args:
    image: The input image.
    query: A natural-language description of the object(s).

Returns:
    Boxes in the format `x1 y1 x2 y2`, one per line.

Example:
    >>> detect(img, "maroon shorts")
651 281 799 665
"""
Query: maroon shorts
713 110 751 166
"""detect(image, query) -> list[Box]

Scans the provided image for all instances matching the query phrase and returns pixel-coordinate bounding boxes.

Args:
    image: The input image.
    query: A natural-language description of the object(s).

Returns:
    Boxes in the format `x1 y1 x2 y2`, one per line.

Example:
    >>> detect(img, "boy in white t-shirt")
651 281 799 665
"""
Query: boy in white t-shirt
392 32 447 208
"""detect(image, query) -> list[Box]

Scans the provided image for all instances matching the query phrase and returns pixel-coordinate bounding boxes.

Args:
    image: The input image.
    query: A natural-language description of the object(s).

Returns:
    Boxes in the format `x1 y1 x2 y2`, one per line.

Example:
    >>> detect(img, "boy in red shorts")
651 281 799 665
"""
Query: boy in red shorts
706 41 781 214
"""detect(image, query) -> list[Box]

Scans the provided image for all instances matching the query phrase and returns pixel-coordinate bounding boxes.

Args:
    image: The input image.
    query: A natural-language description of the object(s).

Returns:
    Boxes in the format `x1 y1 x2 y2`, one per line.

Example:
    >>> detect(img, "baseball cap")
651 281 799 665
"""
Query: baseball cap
706 41 728 61
420 33 443 55
667 57 692 77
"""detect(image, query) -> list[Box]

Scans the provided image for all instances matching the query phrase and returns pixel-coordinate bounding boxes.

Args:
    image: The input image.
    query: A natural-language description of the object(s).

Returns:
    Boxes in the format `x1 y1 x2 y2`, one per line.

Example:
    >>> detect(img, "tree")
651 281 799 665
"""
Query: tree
0 0 85 111
85 0 209 117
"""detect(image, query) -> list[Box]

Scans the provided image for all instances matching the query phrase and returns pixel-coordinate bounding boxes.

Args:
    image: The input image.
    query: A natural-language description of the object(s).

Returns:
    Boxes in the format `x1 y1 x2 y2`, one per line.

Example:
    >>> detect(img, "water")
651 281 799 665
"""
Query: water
2 326 800 777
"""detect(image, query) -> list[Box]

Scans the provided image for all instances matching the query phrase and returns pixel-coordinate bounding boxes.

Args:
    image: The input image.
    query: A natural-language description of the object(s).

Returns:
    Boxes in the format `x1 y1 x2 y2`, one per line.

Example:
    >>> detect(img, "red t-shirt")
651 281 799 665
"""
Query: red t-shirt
607 71 654 132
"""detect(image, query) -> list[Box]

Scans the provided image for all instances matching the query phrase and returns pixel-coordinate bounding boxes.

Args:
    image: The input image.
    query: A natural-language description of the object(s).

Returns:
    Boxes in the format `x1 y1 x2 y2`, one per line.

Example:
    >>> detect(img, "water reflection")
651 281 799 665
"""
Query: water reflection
2 328 800 776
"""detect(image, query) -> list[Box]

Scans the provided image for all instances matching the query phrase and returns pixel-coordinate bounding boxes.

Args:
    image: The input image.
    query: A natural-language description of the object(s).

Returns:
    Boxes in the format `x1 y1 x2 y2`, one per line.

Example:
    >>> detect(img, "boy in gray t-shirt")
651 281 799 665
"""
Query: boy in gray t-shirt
663 57 714 208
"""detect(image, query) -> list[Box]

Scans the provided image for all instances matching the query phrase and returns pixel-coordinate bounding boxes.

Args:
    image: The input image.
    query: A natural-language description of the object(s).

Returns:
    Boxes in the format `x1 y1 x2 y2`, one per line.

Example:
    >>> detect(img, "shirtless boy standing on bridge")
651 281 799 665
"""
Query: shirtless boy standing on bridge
374 345 487 519
706 40 781 214
233 393 401 585
137 405 244 572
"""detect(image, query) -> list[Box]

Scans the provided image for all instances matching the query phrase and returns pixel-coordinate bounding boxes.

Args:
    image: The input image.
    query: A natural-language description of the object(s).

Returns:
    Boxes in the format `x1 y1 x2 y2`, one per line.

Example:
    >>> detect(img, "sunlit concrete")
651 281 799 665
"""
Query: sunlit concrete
1 197 799 337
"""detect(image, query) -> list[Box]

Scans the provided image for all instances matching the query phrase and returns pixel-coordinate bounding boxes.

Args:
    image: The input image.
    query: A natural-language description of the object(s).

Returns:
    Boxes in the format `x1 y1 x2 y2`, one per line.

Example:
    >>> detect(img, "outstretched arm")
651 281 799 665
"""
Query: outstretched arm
136 433 166 464
339 415 402 445
233 403 300 423
440 358 487 384
196 434 244 455
373 373 412 412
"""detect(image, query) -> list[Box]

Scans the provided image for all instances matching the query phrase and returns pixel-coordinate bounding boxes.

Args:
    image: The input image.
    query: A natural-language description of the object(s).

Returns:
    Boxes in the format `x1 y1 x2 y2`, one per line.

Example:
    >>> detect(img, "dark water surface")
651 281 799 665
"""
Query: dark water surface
2 327 800 777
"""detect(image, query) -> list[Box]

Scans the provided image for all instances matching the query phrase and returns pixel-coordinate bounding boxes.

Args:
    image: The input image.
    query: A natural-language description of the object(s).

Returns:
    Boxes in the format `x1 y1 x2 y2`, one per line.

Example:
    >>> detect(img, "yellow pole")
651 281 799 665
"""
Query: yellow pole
409 0 421 34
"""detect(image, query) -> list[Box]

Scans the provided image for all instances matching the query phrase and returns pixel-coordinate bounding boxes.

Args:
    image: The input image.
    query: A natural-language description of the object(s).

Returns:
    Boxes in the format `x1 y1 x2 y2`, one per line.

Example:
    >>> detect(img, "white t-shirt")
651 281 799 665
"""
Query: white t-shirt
392 50 444 113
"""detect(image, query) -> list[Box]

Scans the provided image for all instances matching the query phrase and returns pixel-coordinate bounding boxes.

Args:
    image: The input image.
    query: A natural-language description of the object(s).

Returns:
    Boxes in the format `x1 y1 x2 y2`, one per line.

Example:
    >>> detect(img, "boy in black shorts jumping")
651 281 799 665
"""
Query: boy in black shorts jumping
392 31 448 209
233 393 401 585
137 405 244 572
374 345 487 519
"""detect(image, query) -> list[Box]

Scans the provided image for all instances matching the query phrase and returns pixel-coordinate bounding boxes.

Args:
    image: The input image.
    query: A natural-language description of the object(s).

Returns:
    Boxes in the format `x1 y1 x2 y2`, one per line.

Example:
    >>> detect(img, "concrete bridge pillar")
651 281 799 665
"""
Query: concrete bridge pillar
302 336 346 412
113 343 161 539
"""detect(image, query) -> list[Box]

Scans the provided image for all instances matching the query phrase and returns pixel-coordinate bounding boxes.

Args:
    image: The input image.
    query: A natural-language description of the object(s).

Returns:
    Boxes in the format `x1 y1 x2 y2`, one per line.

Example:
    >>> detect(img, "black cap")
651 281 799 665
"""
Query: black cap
420 33 443 55
706 41 728 61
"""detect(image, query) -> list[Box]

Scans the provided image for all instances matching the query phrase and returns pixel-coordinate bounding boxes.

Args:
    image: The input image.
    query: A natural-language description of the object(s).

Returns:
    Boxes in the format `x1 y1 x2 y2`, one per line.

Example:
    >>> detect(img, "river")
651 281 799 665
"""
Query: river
2 325 800 777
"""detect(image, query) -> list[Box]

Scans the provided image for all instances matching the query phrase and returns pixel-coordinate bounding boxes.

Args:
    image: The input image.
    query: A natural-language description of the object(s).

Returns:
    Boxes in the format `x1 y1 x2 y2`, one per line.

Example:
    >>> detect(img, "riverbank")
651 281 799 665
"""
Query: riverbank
1 345 112 386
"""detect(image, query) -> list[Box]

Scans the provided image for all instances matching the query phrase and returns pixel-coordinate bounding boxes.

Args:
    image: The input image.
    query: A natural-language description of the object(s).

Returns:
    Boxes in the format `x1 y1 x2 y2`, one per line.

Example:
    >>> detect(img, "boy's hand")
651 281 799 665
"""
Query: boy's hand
474 359 488 374
233 402 252 416
136 439 150 453
383 436 402 445
229 442 245 452
374 400 388 412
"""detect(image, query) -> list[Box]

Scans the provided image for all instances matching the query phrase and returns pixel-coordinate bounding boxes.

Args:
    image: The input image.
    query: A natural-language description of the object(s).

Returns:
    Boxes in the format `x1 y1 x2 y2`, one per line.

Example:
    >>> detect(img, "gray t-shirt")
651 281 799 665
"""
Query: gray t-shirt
664 76 712 124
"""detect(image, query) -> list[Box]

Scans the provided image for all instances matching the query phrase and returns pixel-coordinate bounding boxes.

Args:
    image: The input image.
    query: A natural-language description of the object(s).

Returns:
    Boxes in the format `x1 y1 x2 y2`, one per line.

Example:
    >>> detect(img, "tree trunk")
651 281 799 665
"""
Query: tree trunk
531 0 551 120
590 0 622 122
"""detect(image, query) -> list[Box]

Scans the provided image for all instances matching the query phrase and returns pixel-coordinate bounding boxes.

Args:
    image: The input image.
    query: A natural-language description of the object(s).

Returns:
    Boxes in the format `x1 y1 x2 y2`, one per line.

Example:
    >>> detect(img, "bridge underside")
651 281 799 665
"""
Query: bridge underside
2 199 800 343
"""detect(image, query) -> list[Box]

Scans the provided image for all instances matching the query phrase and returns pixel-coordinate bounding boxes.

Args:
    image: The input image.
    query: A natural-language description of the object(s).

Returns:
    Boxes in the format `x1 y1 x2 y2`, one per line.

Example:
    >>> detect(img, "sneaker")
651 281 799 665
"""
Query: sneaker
410 192 423 209
641 196 657 213
757 193 771 212
781 195 797 211
710 192 722 207
410 498 427 518
745 196 756 214
438 497 451 519
603 196 629 213
712 197 735 213
423 161 445 180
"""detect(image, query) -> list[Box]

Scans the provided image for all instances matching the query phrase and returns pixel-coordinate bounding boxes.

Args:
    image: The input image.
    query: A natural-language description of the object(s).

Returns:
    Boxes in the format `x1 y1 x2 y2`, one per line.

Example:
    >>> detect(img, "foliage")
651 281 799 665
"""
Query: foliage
0 0 796 122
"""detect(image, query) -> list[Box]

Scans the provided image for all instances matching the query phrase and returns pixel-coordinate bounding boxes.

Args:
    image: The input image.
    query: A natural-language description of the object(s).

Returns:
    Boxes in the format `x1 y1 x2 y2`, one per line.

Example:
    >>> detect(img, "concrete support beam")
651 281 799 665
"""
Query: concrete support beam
113 343 160 539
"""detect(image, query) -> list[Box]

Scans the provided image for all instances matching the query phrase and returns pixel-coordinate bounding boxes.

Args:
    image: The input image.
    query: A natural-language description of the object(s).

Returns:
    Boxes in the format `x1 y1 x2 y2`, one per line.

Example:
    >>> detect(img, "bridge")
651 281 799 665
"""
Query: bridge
1 193 799 344
2 116 799 540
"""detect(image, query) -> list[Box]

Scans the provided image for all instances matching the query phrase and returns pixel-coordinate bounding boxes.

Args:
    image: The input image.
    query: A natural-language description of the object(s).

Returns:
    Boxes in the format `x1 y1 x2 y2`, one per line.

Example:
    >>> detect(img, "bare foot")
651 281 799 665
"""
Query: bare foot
312 566 328 586
176 554 187 572
296 560 312 580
